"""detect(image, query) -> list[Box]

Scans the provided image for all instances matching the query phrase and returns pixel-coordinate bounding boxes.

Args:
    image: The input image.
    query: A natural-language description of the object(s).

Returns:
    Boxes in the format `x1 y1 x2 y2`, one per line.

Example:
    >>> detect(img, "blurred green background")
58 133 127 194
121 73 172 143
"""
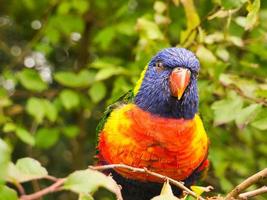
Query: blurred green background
0 0 267 199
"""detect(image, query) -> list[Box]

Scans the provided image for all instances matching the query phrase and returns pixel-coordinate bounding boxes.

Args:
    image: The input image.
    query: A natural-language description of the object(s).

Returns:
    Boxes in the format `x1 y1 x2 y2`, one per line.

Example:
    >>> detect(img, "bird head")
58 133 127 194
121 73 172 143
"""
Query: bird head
134 48 200 119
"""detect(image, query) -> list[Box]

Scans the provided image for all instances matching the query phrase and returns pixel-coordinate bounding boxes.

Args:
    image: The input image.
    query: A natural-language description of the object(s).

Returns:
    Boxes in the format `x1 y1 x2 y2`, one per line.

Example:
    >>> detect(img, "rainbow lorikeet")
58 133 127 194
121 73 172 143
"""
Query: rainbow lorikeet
97 48 209 200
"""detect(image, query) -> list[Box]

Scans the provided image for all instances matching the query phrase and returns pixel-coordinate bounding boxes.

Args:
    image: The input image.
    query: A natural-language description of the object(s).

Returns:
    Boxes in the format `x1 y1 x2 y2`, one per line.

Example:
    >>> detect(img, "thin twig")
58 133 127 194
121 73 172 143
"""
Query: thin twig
19 178 66 200
180 6 220 47
89 164 205 200
225 168 267 199
239 186 267 199
222 84 267 107
13 181 25 195
44 175 58 182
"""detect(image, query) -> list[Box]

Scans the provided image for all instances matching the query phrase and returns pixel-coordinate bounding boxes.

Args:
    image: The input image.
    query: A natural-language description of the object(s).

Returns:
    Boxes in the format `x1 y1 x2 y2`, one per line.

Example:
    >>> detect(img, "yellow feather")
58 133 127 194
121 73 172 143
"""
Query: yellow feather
103 104 133 146
192 114 208 149
133 65 148 96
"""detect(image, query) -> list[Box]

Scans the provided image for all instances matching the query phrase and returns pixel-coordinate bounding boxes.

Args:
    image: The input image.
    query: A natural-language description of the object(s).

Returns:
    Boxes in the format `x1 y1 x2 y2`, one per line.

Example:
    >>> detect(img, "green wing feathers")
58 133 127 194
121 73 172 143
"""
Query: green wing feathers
95 90 134 135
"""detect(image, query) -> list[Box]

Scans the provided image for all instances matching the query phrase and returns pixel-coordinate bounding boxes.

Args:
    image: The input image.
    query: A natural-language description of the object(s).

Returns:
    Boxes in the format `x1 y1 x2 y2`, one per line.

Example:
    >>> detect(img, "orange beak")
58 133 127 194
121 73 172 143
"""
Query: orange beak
169 68 191 100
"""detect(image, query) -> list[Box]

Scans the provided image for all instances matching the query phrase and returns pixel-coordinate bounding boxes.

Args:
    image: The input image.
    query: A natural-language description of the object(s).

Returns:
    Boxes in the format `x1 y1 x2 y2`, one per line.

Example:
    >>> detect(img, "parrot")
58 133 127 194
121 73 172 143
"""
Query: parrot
97 47 209 200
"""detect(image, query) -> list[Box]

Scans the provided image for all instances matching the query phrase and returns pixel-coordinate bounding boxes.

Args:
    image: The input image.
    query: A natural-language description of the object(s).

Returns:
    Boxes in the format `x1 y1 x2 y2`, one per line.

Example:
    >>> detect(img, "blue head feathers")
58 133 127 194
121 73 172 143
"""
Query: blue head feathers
134 47 200 119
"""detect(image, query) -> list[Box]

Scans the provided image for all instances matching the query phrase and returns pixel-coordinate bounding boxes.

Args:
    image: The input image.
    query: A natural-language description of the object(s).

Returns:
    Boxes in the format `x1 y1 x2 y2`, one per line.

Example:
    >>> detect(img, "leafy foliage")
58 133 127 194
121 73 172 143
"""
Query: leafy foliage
7 157 48 183
0 186 18 200
0 139 11 183
64 169 122 199
151 181 179 200
0 0 267 199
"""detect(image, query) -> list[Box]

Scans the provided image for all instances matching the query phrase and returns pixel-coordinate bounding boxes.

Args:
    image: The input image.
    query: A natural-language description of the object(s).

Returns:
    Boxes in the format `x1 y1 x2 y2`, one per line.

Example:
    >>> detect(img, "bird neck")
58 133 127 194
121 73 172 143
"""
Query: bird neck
134 79 198 119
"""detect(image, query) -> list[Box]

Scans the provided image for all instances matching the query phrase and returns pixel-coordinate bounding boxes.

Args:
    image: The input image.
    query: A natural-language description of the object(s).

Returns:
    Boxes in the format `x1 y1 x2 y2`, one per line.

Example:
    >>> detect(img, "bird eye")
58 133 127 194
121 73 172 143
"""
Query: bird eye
155 61 165 72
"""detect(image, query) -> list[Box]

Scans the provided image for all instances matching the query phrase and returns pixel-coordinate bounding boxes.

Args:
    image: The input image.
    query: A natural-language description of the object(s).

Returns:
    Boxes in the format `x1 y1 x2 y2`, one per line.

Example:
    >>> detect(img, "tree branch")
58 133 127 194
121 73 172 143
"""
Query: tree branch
44 175 58 182
89 164 206 200
225 168 267 199
180 6 220 47
19 178 66 200
76 9 93 70
13 181 25 195
222 84 267 107
239 186 267 199
13 165 266 200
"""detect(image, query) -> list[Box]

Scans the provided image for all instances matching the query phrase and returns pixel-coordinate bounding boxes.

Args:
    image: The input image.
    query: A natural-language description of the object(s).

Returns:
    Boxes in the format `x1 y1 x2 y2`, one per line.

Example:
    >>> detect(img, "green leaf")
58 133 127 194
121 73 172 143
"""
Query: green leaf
3 123 16 133
57 2 71 14
184 195 194 200
216 48 230 62
180 0 200 44
235 16 247 27
136 18 164 40
72 0 89 14
191 186 205 196
251 118 267 130
0 186 18 200
64 169 122 198
172 0 180 6
116 22 135 36
211 93 243 125
219 73 235 86
35 128 60 149
154 1 167 14
219 74 257 98
44 27 60 44
93 27 116 50
204 32 224 44
17 69 47 92
26 98 57 122
59 89 80 110
196 45 217 64
79 194 94 200
245 0 260 30
151 181 179 200
228 36 244 47
88 82 107 103
62 125 79 138
54 70 95 88
181 0 200 30
22 0 35 10
26 97 45 123
90 58 122 69
57 0 89 15
42 100 58 122
235 104 261 129
95 67 126 81
190 185 213 196
0 139 11 183
221 0 244 9
7 158 48 183
256 89 267 98
15 127 35 146
0 96 12 107
208 9 233 20
48 15 84 35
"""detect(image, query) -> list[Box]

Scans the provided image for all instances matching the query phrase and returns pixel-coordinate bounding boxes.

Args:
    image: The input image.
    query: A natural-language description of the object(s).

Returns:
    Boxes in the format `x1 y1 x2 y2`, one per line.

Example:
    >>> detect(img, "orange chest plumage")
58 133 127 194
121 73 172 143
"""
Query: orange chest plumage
98 104 208 182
